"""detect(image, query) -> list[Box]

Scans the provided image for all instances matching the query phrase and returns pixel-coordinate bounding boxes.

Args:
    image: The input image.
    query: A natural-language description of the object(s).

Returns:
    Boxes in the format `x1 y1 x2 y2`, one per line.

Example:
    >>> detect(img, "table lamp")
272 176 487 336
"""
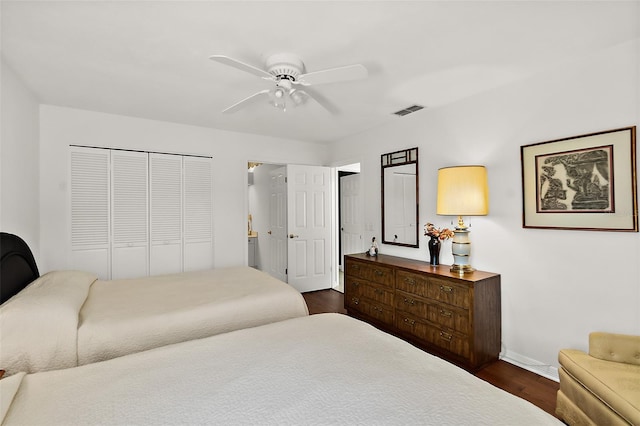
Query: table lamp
436 165 489 274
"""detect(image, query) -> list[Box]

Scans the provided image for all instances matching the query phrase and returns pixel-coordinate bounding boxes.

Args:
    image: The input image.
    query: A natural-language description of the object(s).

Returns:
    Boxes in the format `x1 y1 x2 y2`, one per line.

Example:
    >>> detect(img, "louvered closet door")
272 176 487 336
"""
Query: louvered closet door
111 151 149 279
70 147 110 279
149 153 183 275
183 156 213 271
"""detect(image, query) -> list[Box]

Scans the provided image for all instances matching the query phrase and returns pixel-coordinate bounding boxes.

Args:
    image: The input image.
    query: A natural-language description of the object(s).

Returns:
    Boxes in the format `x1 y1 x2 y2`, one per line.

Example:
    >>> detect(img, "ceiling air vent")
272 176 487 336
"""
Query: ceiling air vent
393 104 425 117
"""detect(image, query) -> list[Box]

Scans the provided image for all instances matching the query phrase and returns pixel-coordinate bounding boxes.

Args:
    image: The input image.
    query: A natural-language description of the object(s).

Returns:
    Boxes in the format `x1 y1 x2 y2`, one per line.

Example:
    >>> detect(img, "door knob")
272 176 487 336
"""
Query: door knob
267 231 272 235
289 234 299 239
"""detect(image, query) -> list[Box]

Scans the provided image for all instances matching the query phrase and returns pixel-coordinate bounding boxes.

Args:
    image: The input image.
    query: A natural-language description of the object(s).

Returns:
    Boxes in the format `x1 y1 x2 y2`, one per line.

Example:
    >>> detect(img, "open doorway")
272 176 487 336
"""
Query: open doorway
334 163 363 293
248 162 286 280
248 161 333 293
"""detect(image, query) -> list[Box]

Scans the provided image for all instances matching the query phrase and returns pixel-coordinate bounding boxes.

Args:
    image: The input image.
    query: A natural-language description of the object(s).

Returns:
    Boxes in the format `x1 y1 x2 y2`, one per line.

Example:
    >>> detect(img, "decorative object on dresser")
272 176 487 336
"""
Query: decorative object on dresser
436 165 489 274
381 147 419 248
367 237 379 256
423 222 454 266
344 253 501 371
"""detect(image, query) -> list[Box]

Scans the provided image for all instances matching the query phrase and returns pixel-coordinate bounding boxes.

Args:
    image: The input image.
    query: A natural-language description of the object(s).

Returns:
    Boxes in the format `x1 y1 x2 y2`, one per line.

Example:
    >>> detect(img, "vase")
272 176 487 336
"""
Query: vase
428 236 440 266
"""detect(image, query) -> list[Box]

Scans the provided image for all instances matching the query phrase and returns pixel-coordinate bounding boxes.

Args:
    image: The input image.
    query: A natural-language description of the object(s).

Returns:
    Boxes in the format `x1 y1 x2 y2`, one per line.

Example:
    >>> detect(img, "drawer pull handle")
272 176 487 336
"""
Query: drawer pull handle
439 331 453 341
403 318 416 326
352 264 360 269
403 298 415 305
372 306 382 312
374 269 384 276
440 285 453 293
439 309 452 317
404 278 416 285
374 288 383 295
351 297 360 305
352 282 359 287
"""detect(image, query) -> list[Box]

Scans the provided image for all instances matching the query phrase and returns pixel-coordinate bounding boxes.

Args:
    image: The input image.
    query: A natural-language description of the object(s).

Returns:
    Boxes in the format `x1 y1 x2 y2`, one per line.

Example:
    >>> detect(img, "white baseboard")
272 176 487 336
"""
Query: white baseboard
500 350 559 382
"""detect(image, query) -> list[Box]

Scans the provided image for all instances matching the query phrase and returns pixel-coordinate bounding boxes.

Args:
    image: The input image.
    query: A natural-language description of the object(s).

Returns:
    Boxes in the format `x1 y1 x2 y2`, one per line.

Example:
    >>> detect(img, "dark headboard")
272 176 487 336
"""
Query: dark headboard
1 232 40 304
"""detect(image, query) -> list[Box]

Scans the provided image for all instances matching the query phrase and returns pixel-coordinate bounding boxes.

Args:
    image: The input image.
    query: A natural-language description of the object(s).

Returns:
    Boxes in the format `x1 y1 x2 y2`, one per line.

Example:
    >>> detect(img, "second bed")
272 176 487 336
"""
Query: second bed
1 241 308 376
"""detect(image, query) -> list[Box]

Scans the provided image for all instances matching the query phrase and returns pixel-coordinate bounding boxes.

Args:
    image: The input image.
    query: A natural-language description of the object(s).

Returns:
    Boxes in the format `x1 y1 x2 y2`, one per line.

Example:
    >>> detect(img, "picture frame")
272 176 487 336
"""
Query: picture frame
521 126 637 232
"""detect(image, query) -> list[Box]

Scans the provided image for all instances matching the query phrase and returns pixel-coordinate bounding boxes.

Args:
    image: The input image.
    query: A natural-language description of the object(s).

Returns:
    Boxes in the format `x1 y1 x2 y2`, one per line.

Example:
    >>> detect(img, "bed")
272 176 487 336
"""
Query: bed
0 232 309 376
0 314 561 425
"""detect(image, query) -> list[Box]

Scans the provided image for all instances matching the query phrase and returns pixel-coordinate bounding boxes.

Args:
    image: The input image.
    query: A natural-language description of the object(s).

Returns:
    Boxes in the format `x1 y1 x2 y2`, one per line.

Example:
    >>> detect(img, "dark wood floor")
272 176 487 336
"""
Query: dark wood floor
302 289 560 419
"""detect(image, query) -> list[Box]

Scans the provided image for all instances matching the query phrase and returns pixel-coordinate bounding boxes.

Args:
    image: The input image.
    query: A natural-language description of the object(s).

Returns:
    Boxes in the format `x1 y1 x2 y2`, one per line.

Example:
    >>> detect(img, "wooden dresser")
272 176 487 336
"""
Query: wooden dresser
344 253 501 371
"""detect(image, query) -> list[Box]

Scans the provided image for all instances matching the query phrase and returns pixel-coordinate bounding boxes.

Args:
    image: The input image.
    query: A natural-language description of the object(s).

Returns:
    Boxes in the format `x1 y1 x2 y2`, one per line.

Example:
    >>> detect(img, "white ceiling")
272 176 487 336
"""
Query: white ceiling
2 1 638 144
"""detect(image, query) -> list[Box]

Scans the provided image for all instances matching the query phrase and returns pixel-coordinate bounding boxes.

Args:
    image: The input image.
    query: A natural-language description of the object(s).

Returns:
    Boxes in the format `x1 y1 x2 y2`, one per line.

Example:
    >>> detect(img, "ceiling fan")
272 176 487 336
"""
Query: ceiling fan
209 52 368 114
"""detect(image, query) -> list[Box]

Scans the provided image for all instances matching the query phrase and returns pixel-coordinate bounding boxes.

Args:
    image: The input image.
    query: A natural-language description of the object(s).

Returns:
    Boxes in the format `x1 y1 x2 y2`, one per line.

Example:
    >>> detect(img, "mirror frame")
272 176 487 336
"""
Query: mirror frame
381 147 419 248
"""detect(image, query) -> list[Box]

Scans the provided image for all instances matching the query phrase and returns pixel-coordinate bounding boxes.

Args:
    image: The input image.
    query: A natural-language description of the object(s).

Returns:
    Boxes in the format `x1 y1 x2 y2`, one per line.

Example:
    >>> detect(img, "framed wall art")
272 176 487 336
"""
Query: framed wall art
521 126 637 231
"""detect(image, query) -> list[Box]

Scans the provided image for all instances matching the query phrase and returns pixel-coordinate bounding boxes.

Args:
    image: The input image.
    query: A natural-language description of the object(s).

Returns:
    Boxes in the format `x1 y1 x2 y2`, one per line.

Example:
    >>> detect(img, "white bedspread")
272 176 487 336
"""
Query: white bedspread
77 267 309 365
1 314 561 425
0 271 96 375
0 267 308 375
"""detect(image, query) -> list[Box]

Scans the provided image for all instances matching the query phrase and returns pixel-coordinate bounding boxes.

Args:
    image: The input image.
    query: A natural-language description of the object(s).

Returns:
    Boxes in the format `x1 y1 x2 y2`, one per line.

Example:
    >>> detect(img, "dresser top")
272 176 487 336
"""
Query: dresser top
346 253 499 282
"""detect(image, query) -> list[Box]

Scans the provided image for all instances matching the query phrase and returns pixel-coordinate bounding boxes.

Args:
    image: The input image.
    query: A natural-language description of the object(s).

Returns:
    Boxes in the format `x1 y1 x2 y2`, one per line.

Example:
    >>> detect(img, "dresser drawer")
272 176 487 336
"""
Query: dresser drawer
396 291 469 335
364 283 394 306
395 313 470 359
360 298 394 323
367 264 394 286
345 259 369 280
345 259 394 287
396 270 428 297
344 276 367 298
345 294 362 311
427 278 470 309
347 295 393 322
425 324 469 359
395 290 428 317
426 303 469 334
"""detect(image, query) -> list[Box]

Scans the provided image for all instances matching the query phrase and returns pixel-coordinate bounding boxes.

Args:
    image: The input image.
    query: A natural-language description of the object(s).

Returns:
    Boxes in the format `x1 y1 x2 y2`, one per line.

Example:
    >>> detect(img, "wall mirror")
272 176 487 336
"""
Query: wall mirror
381 147 419 247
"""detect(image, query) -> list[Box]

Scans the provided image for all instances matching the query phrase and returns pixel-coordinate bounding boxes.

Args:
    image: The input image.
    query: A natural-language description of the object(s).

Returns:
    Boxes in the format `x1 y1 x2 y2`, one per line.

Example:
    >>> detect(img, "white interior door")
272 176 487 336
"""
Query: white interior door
340 173 364 266
287 164 331 292
268 167 287 282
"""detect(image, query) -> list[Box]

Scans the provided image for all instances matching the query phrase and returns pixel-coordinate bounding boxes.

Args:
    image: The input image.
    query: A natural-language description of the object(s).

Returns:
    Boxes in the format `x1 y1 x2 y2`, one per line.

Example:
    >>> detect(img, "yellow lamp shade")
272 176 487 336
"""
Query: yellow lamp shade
437 166 489 216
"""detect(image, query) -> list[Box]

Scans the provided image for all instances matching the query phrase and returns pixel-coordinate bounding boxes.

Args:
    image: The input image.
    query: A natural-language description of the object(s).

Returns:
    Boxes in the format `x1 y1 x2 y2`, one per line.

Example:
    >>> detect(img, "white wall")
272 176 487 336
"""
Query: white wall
329 40 640 378
1 58 40 260
38 105 328 273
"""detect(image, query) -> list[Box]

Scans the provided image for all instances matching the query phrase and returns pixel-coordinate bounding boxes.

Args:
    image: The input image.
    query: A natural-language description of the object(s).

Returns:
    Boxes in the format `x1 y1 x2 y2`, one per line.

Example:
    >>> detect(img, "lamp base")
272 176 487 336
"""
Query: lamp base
450 264 475 274
450 218 474 274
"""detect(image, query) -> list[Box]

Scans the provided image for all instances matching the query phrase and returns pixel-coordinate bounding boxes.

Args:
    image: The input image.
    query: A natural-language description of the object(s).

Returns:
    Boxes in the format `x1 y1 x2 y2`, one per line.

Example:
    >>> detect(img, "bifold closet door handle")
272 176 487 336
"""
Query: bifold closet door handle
289 234 299 239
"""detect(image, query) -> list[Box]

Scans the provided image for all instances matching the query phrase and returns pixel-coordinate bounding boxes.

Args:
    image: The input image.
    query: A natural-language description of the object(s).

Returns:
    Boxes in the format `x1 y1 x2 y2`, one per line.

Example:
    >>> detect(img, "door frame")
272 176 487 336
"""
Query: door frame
338 170 358 269
246 160 362 291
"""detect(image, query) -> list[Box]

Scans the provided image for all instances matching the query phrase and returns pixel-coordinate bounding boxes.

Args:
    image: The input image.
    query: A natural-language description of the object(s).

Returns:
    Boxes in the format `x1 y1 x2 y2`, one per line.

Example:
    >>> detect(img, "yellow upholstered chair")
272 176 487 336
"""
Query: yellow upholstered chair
556 332 640 425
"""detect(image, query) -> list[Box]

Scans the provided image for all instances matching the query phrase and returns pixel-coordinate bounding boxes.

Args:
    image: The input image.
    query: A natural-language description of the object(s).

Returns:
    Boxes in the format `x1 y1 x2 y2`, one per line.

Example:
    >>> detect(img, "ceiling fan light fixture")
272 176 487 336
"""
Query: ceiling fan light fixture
289 89 305 105
210 52 368 115
269 90 286 111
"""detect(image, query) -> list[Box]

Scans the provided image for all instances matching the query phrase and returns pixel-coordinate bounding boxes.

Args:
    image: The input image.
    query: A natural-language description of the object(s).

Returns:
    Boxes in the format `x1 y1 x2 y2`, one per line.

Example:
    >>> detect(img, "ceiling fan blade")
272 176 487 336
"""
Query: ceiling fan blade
222 90 271 114
297 64 368 86
300 87 339 115
209 55 274 80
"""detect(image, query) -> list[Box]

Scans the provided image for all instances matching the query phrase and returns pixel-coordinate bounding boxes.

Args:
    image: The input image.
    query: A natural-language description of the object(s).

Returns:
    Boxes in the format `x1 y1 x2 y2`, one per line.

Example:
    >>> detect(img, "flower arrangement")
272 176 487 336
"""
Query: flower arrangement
424 223 455 240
